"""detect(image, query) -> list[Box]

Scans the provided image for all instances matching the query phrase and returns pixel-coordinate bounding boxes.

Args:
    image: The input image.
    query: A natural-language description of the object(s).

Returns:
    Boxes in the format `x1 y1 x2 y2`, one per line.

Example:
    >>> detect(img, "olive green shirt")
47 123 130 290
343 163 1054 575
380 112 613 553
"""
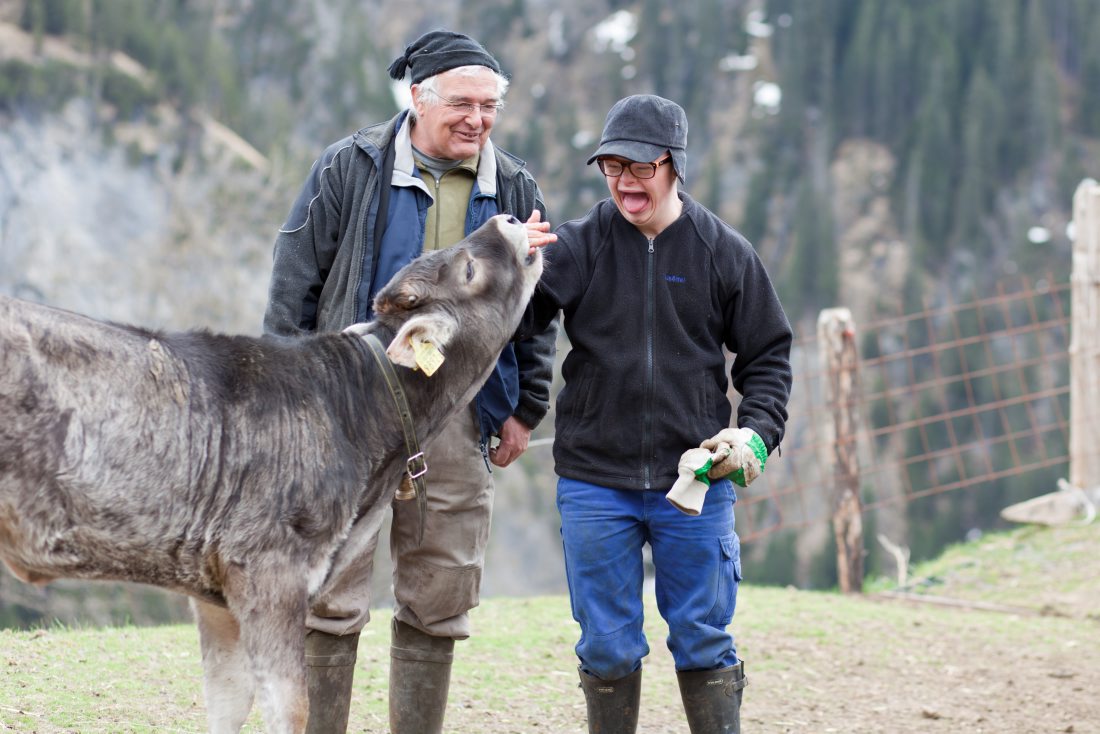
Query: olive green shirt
414 152 479 251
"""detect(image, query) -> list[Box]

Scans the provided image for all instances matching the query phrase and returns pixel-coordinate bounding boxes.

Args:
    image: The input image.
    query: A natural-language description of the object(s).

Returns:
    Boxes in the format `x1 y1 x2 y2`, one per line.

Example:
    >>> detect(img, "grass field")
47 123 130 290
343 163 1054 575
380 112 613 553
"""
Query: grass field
2 521 1098 733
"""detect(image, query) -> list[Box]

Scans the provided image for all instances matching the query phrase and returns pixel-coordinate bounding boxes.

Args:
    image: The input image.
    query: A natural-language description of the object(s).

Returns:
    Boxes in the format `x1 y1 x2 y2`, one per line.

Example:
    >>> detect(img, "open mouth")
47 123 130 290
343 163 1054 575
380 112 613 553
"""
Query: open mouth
621 192 649 214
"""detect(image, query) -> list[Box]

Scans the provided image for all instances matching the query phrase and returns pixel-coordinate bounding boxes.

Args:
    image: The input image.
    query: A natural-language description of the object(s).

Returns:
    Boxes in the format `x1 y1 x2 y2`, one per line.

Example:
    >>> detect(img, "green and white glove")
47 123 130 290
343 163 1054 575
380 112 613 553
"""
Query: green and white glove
700 427 768 487
667 446 732 515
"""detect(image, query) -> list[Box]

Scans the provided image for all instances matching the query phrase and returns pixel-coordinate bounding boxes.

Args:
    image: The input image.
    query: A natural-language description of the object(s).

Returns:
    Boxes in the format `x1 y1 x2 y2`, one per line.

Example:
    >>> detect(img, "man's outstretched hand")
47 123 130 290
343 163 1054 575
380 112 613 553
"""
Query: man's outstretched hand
525 209 557 252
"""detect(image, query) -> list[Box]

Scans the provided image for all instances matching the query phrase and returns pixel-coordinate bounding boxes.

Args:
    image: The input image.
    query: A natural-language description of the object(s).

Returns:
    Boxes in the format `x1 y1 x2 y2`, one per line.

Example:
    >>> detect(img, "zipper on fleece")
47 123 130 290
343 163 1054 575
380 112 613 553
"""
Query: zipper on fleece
643 237 656 489
430 175 442 249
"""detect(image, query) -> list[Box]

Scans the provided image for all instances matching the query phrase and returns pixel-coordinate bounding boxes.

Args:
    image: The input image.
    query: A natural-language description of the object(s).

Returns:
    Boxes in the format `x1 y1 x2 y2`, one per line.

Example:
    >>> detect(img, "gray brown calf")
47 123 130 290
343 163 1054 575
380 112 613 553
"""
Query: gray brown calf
0 214 541 733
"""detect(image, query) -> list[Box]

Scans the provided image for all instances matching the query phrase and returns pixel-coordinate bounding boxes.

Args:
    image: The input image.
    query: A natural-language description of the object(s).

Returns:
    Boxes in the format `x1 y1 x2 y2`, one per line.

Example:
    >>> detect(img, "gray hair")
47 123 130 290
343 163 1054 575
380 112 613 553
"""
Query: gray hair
410 65 510 119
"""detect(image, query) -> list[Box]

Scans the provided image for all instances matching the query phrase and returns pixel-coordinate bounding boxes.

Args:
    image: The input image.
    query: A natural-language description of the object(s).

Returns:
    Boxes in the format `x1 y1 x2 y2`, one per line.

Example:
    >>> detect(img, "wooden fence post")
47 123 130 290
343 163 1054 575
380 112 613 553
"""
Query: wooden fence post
1071 179 1100 493
818 307 864 593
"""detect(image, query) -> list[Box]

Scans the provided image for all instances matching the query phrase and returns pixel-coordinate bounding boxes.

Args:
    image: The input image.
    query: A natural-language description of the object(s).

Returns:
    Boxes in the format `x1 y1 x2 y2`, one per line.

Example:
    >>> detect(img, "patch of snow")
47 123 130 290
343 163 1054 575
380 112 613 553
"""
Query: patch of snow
1027 226 1051 244
719 54 759 72
745 9 773 38
592 10 637 54
753 81 782 114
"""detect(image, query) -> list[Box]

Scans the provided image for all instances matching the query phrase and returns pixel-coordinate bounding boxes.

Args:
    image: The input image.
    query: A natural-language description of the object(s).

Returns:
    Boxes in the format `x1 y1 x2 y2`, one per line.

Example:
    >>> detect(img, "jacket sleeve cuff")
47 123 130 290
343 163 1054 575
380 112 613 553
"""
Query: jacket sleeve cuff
513 400 548 431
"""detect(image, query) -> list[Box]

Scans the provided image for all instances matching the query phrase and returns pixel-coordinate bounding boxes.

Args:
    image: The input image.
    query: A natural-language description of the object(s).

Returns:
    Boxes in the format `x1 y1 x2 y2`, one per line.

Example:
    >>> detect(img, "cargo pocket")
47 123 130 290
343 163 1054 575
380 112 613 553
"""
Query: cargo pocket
396 557 482 626
707 533 742 627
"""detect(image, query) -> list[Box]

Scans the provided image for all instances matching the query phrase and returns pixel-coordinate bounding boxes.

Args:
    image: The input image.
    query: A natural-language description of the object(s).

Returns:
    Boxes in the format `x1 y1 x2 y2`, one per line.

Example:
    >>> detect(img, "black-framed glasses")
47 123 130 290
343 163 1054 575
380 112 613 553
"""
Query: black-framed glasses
597 157 673 179
430 91 504 117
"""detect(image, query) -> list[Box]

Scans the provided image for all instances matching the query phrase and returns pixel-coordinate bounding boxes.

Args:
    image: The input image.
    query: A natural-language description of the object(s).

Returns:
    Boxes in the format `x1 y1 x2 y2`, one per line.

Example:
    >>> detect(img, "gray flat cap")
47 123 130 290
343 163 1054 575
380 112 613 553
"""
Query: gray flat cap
587 94 687 183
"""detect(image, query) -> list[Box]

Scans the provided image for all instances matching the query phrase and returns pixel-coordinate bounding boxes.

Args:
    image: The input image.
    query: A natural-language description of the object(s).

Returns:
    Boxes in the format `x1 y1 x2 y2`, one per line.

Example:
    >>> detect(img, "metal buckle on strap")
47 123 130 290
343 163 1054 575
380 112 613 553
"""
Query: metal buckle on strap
363 332 429 543
406 452 428 480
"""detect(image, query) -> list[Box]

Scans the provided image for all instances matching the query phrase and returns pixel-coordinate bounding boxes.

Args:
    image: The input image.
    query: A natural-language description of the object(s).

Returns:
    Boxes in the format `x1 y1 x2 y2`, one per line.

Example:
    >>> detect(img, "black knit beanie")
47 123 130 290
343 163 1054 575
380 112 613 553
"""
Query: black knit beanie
387 30 503 85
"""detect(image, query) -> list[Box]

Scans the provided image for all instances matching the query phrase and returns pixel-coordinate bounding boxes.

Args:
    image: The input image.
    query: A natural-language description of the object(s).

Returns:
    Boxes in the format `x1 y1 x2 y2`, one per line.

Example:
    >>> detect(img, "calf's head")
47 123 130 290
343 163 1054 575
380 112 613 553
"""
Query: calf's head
345 214 542 376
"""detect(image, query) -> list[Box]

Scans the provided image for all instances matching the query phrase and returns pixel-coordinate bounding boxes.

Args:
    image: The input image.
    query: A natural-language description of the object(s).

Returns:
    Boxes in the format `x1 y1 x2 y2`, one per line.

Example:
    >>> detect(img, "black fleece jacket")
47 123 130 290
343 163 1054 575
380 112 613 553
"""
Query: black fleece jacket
518 193 793 492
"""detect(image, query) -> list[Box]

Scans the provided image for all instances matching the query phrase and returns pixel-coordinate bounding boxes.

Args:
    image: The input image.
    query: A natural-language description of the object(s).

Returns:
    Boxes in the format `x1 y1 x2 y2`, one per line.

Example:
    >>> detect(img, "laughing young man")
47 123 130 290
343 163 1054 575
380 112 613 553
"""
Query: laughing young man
518 94 793 733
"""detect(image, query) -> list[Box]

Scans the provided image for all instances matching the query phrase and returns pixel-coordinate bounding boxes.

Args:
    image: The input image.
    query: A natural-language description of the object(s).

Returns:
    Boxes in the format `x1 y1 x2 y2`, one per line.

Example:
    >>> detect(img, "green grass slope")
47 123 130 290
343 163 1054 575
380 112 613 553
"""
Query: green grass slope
2 522 1098 733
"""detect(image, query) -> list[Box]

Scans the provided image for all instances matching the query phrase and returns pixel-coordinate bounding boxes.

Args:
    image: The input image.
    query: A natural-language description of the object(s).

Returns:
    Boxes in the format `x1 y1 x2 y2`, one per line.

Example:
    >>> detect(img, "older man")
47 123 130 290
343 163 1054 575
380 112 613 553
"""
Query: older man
264 29 557 734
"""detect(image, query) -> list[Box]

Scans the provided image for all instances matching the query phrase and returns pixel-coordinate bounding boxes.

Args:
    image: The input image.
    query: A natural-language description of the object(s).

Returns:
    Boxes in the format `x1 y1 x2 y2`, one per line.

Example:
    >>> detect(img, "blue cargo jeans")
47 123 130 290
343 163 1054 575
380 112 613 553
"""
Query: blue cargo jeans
556 477 742 681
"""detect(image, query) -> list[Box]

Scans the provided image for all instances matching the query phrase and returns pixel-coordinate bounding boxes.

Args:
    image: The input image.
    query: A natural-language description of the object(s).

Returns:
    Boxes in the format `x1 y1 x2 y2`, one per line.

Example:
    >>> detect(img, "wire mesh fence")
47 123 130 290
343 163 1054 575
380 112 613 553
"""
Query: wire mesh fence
737 275 1073 545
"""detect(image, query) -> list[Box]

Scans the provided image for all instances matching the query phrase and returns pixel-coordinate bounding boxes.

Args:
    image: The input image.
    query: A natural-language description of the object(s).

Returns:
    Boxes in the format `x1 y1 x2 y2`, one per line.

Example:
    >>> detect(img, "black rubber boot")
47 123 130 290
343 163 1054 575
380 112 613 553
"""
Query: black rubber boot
677 661 748 734
303 629 359 734
389 618 455 734
577 666 641 734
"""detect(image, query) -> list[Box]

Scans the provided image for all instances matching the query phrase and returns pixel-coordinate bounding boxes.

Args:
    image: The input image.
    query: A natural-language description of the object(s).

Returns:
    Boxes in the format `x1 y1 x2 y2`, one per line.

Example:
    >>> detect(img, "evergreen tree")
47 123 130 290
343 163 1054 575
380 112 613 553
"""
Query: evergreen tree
953 68 1001 245
909 50 957 259
1021 0 1062 169
1081 17 1100 136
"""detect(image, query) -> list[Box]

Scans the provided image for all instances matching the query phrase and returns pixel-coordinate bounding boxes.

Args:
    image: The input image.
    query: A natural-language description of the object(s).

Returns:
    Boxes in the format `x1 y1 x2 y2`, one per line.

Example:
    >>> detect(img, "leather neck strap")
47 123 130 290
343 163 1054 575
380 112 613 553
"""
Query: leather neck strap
364 333 428 542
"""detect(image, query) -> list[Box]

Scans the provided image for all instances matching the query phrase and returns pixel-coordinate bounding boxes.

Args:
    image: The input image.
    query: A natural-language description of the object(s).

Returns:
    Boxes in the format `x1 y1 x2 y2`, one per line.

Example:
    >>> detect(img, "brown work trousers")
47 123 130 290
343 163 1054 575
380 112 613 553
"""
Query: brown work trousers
305 407 493 639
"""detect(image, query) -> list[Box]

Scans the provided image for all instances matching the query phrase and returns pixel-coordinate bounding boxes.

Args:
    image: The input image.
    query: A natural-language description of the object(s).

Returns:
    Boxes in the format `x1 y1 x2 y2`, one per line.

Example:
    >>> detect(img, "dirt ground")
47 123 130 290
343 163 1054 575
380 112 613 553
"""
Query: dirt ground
429 596 1098 734
428 522 1100 734
735 596 1096 734
1 524 1096 733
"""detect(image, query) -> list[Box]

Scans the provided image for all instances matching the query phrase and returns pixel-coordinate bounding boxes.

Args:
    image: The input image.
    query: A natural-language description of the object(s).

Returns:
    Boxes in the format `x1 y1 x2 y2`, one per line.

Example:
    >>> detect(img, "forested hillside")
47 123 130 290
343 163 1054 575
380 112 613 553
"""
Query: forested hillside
5 0 1098 320
2 0 1098 626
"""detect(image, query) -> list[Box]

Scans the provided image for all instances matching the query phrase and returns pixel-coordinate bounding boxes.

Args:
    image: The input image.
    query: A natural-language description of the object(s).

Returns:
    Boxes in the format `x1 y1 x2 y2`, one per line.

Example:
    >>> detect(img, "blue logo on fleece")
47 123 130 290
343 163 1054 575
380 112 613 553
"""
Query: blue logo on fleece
665 274 686 284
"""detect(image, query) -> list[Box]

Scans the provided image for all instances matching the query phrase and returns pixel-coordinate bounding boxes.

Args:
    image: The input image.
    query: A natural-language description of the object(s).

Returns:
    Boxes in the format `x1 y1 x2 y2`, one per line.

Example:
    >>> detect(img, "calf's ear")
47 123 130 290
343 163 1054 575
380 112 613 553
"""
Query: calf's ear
385 313 458 369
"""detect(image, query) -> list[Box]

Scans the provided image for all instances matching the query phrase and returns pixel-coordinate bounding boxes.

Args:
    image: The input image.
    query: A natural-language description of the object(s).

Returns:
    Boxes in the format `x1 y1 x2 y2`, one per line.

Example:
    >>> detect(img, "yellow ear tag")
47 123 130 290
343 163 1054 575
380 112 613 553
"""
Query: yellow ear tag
413 340 445 376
